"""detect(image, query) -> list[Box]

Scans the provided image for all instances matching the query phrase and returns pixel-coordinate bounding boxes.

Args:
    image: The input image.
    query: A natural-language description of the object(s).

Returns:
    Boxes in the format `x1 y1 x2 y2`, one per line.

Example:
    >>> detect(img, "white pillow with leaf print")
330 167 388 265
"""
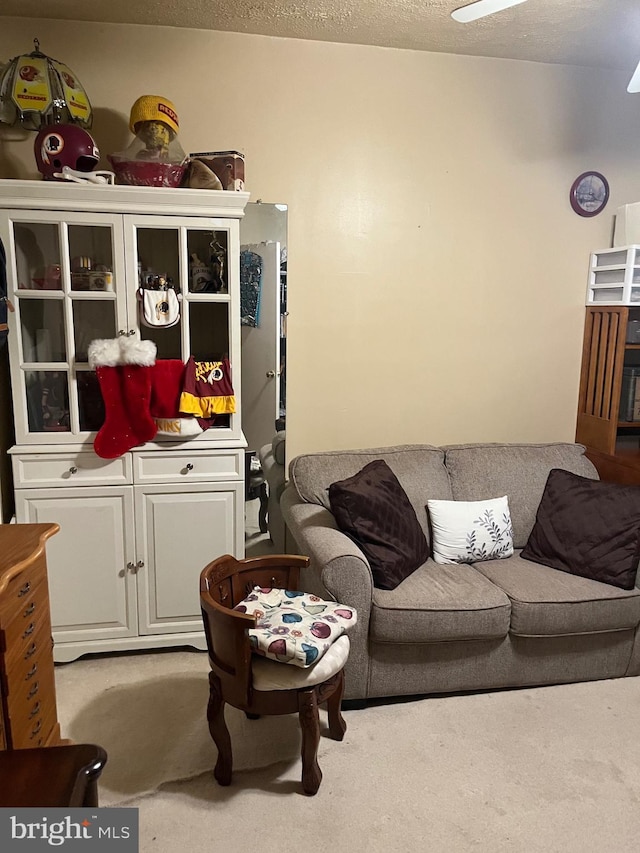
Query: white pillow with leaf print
427 495 514 564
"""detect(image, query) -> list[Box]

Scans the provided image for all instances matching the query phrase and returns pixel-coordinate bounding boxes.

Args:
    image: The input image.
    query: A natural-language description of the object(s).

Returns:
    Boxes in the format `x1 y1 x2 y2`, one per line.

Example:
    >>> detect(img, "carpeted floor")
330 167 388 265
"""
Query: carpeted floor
54 649 640 853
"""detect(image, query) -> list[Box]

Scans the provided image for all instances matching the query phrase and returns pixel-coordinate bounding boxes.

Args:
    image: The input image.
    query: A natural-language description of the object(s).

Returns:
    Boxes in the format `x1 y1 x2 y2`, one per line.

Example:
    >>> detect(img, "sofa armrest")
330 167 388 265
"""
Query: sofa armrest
280 484 373 700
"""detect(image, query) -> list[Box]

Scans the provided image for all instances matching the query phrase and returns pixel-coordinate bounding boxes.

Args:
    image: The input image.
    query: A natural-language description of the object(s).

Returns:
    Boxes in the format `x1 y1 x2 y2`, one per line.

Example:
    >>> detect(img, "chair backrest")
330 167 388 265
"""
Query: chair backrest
199 554 310 705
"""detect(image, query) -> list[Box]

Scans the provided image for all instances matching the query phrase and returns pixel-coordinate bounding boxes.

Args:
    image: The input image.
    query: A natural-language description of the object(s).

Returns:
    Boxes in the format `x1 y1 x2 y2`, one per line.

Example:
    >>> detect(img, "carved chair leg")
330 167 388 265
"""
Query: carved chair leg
298 688 322 796
207 672 233 786
326 669 347 741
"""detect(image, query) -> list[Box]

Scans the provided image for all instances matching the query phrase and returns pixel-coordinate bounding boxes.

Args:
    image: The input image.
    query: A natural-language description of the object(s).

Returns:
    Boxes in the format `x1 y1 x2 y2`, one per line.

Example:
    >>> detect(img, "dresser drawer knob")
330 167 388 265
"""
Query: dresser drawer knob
68 466 78 474
23 602 36 617
29 701 41 719
18 582 31 598
22 622 36 639
27 681 40 699
24 642 37 660
25 663 38 680
29 719 42 739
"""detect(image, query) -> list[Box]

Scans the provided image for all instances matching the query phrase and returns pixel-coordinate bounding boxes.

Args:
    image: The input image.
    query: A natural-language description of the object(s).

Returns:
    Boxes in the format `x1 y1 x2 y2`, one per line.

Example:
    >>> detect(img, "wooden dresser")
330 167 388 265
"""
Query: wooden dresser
0 523 61 749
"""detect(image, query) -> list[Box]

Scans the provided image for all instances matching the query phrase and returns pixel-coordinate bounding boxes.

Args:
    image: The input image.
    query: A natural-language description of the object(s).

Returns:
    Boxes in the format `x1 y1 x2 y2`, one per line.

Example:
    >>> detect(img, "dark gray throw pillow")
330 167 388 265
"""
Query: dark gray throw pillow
328 459 429 590
521 468 640 590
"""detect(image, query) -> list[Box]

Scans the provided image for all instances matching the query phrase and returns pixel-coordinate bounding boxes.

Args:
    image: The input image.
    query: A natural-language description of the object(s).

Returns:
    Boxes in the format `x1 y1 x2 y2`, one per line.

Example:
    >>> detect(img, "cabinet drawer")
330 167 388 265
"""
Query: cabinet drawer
133 450 243 484
0 557 47 624
6 658 57 745
10 697 57 750
12 452 132 489
1 577 49 655
6 634 52 696
4 617 53 673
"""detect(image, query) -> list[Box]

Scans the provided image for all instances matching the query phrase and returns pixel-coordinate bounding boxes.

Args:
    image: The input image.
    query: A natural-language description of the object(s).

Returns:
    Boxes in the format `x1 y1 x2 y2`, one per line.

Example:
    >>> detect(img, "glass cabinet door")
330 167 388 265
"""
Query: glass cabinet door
126 215 241 440
5 211 126 443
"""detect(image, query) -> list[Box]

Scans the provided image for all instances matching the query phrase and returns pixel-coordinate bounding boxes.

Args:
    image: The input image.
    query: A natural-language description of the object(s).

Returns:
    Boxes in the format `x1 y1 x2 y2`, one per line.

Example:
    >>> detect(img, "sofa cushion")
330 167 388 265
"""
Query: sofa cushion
329 459 429 590
289 445 453 544
443 443 598 548
370 559 511 643
427 495 514 564
521 469 640 590
474 552 640 637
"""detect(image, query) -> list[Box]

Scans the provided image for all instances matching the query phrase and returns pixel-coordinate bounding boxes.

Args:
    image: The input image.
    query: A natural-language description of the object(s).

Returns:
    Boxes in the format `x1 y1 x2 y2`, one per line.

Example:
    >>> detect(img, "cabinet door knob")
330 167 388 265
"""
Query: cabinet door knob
118 329 126 336
127 329 135 336
69 466 78 474
127 561 135 573
266 370 276 378
136 560 144 570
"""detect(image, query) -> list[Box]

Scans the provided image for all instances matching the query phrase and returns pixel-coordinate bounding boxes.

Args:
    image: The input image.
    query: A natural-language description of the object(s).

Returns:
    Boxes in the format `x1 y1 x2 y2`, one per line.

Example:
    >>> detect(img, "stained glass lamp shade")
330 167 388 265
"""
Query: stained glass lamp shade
0 39 92 131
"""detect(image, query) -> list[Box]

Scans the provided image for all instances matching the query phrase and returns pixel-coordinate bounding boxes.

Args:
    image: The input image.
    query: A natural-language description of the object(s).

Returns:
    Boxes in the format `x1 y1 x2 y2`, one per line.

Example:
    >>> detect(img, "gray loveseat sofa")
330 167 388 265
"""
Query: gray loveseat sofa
280 442 640 703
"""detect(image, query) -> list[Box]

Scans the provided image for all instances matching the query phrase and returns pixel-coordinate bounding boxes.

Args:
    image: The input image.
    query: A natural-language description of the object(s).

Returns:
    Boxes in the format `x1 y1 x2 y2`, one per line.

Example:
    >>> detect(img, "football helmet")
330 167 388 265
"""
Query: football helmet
34 124 100 181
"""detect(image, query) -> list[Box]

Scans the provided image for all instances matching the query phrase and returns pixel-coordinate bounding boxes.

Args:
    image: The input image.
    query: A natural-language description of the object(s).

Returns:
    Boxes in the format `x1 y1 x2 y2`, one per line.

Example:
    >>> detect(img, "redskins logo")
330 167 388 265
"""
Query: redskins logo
158 102 178 128
19 64 40 82
61 72 77 89
40 132 64 165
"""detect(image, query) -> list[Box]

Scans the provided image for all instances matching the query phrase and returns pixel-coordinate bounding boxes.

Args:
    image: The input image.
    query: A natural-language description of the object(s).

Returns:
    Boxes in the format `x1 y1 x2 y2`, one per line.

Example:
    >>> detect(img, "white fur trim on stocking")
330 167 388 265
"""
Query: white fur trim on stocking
119 336 157 366
88 338 121 368
88 337 157 369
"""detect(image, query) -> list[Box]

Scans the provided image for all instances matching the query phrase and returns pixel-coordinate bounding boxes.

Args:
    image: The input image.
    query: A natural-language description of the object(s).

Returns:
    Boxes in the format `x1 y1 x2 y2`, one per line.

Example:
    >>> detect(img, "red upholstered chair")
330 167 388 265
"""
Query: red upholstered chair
199 553 348 796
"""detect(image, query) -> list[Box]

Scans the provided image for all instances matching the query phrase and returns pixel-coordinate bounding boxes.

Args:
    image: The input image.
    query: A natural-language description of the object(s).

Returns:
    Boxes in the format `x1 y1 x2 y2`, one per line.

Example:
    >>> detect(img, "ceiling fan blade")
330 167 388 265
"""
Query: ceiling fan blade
628 60 640 93
451 0 528 23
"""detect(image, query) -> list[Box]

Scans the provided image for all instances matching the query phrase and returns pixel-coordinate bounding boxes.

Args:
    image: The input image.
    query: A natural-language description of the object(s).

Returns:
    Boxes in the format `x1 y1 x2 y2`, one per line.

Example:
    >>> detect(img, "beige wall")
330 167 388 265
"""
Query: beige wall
2 18 640 465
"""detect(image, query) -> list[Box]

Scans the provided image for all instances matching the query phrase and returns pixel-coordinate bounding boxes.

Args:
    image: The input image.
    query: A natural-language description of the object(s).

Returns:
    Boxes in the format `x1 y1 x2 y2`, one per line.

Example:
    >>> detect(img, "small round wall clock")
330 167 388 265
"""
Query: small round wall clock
570 171 609 217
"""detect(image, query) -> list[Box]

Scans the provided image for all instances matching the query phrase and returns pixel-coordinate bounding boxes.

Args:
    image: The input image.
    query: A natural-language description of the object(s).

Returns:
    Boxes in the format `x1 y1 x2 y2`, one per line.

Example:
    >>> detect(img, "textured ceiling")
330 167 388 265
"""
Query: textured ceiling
2 0 640 73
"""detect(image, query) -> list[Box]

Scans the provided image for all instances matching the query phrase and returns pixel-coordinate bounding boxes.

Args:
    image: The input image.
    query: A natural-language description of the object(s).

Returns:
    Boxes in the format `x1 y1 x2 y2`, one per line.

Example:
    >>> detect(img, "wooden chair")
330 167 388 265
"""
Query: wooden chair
199 553 348 796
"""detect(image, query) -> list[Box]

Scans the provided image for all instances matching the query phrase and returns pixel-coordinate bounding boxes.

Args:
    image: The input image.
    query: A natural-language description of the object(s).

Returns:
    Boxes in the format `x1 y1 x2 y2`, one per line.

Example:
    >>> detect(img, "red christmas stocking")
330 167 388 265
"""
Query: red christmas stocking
121 363 158 445
88 337 157 459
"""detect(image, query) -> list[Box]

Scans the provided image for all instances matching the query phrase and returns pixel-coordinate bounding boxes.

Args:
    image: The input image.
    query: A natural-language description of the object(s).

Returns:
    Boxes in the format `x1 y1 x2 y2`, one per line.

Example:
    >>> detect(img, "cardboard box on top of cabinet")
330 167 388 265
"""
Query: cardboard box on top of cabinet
189 151 245 191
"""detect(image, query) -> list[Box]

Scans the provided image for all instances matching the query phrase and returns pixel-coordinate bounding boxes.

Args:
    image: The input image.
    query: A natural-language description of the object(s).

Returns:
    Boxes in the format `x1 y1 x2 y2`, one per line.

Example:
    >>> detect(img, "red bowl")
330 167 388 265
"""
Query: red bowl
107 157 186 188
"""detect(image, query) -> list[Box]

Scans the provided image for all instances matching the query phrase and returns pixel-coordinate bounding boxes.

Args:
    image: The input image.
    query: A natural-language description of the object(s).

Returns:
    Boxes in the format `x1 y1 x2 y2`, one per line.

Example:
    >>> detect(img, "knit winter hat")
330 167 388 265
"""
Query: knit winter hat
129 95 179 135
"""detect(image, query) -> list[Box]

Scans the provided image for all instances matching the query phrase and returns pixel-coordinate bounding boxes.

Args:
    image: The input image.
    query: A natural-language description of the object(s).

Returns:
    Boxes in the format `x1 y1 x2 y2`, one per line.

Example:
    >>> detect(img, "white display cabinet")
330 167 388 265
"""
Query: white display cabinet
0 180 249 662
587 246 640 305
